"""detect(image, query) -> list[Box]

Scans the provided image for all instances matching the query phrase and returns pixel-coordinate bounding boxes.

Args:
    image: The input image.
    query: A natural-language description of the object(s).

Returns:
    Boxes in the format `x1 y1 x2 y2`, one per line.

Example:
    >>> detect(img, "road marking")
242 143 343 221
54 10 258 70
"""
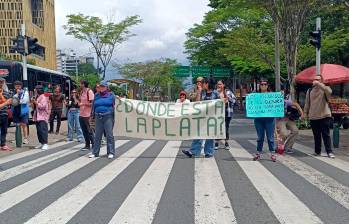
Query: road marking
194 155 237 224
108 141 181 224
229 140 322 224
0 144 84 182
249 140 349 210
294 143 349 174
0 140 127 213
24 140 152 224
0 141 71 165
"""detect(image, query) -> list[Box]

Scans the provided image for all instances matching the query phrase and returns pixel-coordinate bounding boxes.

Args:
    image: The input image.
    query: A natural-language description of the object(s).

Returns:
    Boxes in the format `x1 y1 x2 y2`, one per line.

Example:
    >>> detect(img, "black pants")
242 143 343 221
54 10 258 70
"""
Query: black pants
310 117 333 154
79 116 94 148
225 116 232 140
0 115 8 146
36 121 48 144
49 109 62 133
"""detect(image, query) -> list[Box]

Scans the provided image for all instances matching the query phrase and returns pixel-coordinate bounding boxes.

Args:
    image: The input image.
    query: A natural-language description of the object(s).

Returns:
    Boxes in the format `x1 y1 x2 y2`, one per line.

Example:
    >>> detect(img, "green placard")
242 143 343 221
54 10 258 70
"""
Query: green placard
212 67 231 77
174 66 190 77
191 66 210 77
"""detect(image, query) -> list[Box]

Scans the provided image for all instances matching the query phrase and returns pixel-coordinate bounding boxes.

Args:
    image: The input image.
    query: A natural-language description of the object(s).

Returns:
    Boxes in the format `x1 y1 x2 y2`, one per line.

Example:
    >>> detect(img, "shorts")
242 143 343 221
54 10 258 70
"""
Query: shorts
13 113 29 125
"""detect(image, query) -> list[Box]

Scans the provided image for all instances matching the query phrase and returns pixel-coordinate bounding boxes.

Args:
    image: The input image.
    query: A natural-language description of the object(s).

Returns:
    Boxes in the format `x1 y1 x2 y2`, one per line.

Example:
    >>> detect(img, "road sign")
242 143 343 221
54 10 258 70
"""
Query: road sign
191 66 210 77
174 66 190 77
212 67 231 77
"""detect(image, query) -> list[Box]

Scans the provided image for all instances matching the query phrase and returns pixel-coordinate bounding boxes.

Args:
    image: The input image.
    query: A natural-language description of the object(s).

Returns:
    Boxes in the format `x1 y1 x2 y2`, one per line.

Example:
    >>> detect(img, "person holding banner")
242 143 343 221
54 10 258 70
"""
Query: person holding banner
89 81 116 159
253 79 277 162
182 77 219 158
176 90 190 103
215 80 236 150
189 77 204 102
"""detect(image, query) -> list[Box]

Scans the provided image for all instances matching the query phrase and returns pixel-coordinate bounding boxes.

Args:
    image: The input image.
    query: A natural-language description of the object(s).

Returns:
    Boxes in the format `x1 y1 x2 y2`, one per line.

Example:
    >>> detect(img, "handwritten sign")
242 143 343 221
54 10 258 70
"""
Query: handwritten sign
115 99 226 140
246 92 284 118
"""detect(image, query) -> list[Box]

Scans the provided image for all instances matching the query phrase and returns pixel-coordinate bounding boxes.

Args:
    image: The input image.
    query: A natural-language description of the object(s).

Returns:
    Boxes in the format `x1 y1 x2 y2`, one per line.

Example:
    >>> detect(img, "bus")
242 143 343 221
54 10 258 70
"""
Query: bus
0 60 76 122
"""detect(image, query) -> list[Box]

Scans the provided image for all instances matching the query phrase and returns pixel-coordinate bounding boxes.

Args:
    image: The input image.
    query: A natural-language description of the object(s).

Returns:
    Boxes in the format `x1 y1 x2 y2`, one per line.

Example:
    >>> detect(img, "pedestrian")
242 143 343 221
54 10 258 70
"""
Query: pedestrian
189 77 204 102
176 90 190 103
182 77 219 158
276 92 303 154
12 81 30 144
215 80 236 150
66 89 83 142
89 81 116 159
49 85 65 134
253 79 277 162
79 80 95 151
0 78 12 151
304 75 335 158
32 85 49 150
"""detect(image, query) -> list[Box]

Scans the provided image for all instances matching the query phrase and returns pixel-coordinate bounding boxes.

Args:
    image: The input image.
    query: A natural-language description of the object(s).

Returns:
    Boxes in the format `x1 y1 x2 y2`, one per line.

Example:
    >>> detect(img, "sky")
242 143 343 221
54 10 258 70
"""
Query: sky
55 0 210 80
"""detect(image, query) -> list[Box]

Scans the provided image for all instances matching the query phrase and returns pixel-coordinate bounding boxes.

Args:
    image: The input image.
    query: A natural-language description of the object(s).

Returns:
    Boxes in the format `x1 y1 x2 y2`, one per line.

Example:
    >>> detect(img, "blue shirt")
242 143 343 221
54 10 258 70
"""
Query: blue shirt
93 91 115 114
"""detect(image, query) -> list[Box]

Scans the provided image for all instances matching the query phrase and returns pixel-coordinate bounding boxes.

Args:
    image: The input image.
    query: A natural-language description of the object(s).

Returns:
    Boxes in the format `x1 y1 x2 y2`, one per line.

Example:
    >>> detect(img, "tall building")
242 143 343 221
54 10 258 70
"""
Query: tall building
56 49 94 74
0 0 56 70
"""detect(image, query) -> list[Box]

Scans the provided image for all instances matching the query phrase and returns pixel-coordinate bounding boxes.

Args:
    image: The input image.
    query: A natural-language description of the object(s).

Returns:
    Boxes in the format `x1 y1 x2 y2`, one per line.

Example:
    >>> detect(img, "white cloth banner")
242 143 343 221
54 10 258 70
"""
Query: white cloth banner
115 99 226 140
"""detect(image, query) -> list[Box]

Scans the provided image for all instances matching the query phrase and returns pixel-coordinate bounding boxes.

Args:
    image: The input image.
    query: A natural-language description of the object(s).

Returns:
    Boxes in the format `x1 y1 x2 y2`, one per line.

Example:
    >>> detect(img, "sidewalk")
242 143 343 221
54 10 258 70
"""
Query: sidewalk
0 121 69 158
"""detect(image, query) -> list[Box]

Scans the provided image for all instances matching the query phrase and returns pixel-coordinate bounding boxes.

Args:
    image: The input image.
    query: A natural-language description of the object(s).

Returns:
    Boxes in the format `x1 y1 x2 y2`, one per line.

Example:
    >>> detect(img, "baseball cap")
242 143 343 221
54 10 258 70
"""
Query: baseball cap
100 81 108 87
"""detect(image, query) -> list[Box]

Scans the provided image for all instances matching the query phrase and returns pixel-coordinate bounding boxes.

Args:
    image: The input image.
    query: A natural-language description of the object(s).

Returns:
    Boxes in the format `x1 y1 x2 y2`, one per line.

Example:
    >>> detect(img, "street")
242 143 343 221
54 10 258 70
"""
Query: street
0 117 348 224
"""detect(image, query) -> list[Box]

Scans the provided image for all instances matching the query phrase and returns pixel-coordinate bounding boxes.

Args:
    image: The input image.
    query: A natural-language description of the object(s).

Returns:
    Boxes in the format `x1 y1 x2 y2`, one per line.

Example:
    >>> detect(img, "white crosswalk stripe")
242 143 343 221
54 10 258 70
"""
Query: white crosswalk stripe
229 140 323 224
0 138 348 224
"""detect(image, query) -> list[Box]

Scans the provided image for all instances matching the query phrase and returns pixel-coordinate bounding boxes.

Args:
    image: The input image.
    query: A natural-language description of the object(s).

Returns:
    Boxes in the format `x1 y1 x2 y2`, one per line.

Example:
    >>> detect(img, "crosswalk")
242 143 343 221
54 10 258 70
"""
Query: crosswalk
0 138 348 224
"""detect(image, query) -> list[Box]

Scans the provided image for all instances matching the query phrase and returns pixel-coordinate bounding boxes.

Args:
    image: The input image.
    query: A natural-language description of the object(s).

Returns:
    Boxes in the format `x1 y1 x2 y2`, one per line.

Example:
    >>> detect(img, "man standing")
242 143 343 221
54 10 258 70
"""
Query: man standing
304 75 335 158
0 78 12 151
49 85 65 134
79 80 95 150
12 81 30 144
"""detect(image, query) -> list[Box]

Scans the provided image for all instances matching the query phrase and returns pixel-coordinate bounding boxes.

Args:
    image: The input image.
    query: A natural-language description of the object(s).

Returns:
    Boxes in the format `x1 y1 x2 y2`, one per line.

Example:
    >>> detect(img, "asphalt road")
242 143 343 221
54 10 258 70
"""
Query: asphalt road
0 117 348 224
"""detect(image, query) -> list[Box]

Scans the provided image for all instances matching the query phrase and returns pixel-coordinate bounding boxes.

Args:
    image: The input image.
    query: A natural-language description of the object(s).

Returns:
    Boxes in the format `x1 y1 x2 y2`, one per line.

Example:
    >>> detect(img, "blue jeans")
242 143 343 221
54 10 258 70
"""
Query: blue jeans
93 113 115 156
254 118 275 152
67 109 83 141
190 139 214 156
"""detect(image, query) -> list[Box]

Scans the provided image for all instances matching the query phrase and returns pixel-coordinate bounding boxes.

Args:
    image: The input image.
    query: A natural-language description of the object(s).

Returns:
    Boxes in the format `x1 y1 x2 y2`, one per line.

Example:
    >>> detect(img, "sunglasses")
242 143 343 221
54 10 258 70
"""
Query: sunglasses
260 83 268 86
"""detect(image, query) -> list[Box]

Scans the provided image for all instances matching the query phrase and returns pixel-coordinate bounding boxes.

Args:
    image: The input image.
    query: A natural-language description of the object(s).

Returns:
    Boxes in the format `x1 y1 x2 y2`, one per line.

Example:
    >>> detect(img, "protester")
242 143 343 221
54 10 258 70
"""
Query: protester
253 79 277 162
0 78 12 151
66 89 83 142
89 81 116 159
32 85 49 150
304 75 335 158
189 77 204 102
276 92 304 153
182 77 219 158
215 80 236 150
176 90 190 103
49 85 65 134
79 80 95 151
12 81 30 144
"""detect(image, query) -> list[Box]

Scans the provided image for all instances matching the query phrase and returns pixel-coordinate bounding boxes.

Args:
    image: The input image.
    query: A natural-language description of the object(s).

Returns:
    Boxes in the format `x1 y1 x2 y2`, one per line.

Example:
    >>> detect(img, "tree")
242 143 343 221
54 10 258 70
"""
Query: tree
63 13 142 80
78 63 97 76
118 59 181 101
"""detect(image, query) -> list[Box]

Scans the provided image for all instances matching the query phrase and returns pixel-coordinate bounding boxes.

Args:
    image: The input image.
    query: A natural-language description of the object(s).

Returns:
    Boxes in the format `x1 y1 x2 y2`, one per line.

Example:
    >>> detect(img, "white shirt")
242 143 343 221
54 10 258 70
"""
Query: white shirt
176 99 190 103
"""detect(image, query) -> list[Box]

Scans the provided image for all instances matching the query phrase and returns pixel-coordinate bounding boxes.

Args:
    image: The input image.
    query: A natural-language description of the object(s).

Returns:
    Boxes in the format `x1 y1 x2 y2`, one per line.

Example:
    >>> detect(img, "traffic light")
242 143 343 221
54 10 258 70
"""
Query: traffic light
9 35 25 55
27 37 38 55
309 30 321 49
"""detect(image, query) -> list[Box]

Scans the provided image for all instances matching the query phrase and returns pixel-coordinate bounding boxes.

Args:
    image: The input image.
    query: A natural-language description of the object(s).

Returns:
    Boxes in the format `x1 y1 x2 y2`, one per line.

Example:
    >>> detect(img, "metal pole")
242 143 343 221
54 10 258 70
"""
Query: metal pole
316 17 321 76
275 21 281 91
167 82 171 101
21 24 28 89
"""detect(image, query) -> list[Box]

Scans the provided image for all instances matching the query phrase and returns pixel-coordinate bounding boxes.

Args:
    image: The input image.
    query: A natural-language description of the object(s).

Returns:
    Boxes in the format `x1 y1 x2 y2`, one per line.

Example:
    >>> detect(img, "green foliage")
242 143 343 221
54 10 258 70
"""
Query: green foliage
119 58 181 100
78 63 97 75
63 13 142 80
72 73 101 89
108 85 126 96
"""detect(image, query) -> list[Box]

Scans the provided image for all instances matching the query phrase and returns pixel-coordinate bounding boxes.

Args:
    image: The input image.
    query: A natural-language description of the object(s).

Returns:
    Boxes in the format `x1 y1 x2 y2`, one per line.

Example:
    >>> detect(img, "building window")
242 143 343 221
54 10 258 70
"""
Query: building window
31 0 44 29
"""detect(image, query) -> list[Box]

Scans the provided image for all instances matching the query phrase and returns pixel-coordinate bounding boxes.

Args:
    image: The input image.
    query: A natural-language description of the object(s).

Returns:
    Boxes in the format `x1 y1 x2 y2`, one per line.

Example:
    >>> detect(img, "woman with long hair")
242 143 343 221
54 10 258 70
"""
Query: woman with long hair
253 79 276 162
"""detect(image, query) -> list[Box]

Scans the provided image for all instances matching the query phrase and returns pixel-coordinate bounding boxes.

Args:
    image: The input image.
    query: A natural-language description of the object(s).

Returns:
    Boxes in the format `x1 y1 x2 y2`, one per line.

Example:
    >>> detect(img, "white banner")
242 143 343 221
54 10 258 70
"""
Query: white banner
115 99 226 140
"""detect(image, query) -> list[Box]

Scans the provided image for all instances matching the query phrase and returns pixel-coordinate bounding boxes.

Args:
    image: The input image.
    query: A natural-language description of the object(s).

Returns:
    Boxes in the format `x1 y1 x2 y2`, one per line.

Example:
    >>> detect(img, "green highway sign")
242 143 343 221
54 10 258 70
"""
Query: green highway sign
191 66 210 77
173 66 232 78
174 66 190 77
212 67 231 77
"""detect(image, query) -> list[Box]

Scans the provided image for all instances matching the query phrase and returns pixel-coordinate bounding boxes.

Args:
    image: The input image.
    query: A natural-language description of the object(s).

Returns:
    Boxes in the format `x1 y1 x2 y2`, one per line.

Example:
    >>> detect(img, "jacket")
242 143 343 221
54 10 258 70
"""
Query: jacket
304 83 332 120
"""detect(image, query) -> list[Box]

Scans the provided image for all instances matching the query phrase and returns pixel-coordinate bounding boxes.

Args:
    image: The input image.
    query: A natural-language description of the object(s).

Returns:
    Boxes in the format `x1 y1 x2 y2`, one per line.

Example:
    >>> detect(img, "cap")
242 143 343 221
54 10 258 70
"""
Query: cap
179 90 187 97
100 81 108 87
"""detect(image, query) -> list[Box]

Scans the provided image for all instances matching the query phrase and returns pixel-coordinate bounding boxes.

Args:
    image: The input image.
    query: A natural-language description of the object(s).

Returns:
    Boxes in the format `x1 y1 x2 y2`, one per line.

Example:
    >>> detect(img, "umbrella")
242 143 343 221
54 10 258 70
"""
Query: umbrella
295 64 349 85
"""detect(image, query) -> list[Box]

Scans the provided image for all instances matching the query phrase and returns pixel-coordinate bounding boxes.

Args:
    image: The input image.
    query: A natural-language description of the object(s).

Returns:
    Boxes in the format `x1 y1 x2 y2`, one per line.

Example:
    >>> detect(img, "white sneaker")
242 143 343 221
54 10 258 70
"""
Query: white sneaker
34 144 43 149
41 144 49 150
108 154 114 159
23 138 29 144
89 154 96 158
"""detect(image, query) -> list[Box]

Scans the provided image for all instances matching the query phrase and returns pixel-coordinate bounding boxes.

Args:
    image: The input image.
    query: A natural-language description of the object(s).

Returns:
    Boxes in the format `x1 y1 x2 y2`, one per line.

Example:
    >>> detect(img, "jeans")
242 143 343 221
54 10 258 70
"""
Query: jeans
254 117 275 152
225 116 232 140
49 109 62 133
79 116 94 149
310 117 332 154
36 121 48 144
0 115 8 146
67 109 83 141
190 139 214 156
92 113 115 156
